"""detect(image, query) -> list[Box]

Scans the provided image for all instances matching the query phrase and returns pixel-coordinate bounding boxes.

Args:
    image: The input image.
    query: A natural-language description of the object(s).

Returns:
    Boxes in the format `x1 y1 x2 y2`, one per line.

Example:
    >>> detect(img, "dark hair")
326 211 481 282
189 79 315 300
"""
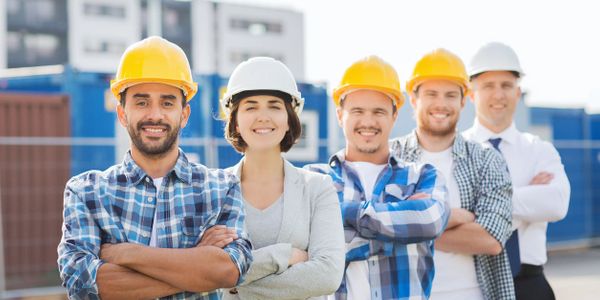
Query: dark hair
469 70 520 81
224 90 302 153
119 88 187 108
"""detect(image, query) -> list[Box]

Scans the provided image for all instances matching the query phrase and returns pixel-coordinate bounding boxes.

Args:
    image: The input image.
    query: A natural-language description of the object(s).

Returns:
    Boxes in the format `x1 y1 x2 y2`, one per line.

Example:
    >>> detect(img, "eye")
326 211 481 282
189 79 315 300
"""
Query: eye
135 100 147 107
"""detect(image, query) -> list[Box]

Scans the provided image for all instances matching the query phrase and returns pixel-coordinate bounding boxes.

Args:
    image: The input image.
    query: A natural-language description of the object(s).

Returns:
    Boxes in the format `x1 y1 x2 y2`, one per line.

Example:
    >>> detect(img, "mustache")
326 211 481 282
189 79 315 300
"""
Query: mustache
136 120 171 131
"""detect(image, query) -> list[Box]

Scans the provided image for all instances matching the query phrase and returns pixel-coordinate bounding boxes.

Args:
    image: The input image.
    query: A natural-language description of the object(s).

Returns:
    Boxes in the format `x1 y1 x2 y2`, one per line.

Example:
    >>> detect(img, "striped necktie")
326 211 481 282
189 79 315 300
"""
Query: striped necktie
489 137 521 277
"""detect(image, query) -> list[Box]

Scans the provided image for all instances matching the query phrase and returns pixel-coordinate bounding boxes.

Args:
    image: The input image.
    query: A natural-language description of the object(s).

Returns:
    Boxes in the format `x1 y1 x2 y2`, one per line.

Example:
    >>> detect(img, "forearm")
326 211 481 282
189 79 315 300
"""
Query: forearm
435 222 502 255
97 263 180 299
117 244 239 292
346 198 449 243
240 243 292 286
513 184 570 223
237 254 343 299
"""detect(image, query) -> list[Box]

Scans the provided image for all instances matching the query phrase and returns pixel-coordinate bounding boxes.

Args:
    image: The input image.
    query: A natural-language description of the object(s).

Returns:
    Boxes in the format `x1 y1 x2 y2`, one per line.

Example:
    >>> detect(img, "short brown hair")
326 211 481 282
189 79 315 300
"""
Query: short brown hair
224 93 302 153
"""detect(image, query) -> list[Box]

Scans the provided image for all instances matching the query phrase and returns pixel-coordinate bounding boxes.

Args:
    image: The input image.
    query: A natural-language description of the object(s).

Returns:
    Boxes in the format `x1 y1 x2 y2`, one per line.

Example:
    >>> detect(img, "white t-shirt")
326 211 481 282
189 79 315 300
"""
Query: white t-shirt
344 161 386 300
149 177 164 247
419 148 483 300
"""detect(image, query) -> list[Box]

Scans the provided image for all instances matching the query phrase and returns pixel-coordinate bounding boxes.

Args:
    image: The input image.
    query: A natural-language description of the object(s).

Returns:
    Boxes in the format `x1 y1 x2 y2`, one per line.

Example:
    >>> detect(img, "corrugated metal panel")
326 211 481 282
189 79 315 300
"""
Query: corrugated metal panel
0 92 70 289
589 114 600 238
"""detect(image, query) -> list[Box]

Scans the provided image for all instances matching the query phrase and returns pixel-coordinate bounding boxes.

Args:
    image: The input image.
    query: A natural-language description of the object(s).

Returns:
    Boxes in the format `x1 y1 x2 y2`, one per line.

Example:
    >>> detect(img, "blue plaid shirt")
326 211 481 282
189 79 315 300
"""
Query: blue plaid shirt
57 150 252 300
307 151 450 300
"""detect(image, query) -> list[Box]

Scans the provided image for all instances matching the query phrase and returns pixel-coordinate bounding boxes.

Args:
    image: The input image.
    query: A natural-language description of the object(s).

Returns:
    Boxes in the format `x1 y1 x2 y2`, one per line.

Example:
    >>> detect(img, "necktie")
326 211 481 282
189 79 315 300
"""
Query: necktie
489 137 521 277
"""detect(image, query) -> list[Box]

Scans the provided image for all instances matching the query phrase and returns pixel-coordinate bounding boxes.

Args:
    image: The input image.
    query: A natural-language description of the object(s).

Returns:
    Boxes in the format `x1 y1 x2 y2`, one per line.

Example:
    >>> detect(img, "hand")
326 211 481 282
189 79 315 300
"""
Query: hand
529 171 554 185
100 243 135 265
408 192 429 200
199 225 238 248
447 208 475 229
288 248 308 266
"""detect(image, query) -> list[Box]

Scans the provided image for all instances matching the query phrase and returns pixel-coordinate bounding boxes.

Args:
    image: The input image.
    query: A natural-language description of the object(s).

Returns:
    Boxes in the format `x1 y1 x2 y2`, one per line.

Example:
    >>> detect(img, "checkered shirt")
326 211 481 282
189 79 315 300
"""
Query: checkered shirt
391 132 515 300
57 150 252 300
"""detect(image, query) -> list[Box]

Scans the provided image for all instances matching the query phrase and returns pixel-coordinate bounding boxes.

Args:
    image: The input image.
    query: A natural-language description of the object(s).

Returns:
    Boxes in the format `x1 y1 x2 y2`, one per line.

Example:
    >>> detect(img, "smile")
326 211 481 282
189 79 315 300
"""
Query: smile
253 128 275 135
356 129 380 136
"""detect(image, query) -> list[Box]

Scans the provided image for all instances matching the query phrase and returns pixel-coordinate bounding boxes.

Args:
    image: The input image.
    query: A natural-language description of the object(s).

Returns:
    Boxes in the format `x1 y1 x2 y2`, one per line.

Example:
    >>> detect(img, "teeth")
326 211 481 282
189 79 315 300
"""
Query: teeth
358 131 377 136
431 113 448 119
145 128 164 133
254 128 273 134
491 104 504 109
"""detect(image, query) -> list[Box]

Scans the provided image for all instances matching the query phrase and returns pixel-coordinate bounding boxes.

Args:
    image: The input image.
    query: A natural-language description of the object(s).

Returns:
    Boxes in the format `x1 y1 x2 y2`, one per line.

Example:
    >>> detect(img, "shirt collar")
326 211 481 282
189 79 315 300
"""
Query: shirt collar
121 148 193 185
471 119 519 145
405 130 468 160
328 149 399 169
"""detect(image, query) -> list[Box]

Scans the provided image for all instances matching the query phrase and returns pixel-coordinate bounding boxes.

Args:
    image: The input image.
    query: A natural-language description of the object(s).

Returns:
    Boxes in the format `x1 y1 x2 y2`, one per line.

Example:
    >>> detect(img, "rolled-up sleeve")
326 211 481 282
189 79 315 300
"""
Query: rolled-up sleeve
219 176 253 285
57 178 103 300
475 150 513 245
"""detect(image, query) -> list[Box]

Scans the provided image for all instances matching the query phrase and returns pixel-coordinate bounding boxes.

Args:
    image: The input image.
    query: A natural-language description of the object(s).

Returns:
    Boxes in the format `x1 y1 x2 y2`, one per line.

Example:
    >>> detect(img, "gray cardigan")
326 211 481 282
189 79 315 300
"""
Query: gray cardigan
222 158 345 300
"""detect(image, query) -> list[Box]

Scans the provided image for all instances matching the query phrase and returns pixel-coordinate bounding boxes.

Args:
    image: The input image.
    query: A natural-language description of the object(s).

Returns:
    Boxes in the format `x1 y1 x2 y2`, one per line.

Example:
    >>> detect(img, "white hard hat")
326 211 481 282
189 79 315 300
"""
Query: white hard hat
468 42 525 78
221 57 304 116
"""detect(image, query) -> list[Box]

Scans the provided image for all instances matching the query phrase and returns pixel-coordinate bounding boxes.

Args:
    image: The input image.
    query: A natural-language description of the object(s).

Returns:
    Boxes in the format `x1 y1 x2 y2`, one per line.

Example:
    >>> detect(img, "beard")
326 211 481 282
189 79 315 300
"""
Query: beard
128 120 180 158
355 143 380 154
353 126 382 154
418 111 458 138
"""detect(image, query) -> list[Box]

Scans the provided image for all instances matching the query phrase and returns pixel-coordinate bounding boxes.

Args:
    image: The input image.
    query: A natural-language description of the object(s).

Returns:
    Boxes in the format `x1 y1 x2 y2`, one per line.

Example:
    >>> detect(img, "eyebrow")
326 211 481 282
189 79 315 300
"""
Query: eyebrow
132 93 177 100
242 99 284 104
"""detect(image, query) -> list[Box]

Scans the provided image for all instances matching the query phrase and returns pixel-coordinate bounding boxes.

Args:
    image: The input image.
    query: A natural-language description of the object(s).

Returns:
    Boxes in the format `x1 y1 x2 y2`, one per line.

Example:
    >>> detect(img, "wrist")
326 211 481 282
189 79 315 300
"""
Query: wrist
117 243 140 266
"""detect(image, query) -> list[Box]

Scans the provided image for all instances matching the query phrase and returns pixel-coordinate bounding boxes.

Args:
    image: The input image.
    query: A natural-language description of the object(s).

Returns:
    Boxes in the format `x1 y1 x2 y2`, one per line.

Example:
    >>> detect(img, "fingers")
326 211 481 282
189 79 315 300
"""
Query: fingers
530 171 554 185
408 192 429 200
289 248 309 266
199 225 238 248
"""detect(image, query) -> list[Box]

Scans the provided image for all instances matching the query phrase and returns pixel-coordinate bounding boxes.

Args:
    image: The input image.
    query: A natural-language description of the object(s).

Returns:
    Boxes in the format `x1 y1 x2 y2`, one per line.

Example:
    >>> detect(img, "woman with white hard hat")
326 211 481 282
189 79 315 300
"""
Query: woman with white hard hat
216 57 344 299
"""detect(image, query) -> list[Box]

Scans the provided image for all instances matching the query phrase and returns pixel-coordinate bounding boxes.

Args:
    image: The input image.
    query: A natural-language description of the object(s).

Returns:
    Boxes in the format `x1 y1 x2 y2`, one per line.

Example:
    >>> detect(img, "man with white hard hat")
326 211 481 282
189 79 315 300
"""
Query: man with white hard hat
464 42 570 300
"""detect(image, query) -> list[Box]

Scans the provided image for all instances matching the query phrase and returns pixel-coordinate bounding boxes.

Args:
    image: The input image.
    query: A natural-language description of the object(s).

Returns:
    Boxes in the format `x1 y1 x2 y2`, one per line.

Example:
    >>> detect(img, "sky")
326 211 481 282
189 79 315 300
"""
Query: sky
231 0 600 111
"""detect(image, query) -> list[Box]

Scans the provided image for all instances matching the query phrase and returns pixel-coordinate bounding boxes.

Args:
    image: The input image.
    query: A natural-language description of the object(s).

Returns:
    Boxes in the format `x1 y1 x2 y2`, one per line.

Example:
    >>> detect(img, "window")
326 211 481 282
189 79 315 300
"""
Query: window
84 40 127 54
230 18 282 35
7 32 68 67
84 3 126 18
230 52 284 65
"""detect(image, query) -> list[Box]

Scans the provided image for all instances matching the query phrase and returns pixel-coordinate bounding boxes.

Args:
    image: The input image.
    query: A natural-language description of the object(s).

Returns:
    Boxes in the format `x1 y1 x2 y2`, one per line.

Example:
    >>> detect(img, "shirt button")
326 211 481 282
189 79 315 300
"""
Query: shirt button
145 177 151 183
229 288 238 294
147 197 154 203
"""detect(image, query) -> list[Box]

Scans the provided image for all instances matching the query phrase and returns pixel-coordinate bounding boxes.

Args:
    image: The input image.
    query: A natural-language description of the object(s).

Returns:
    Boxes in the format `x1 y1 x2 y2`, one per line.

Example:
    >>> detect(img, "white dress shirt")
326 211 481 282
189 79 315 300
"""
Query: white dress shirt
463 120 571 265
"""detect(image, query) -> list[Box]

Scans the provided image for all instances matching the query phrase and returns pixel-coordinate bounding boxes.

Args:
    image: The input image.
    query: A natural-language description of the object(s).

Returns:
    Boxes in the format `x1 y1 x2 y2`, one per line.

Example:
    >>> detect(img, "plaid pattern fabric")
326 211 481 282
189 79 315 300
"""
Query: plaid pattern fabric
57 150 252 300
391 132 515 300
307 151 449 300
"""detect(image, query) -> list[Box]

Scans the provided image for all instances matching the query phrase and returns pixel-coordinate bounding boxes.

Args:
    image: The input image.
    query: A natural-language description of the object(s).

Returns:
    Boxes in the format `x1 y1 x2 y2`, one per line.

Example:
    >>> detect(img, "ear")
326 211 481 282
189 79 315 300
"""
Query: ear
336 106 344 127
179 104 191 129
517 86 522 102
409 92 418 109
116 103 128 128
460 93 467 109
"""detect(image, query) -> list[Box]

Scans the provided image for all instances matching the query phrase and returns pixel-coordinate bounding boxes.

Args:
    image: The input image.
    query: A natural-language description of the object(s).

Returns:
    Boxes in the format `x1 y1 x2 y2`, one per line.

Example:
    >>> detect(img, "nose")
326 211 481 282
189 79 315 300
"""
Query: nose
147 101 164 121
256 108 271 123
492 87 505 100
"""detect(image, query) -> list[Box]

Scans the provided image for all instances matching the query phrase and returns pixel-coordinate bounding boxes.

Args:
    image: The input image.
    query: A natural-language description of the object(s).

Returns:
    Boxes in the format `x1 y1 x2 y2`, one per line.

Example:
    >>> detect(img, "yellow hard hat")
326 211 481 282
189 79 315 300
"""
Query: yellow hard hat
406 48 469 95
332 55 404 109
110 36 198 102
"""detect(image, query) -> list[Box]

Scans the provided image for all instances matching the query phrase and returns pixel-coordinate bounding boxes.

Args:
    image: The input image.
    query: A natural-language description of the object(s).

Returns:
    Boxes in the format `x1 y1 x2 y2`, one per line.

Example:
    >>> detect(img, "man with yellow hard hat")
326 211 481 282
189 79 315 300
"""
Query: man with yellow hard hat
391 48 515 299
57 36 252 299
307 55 449 299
